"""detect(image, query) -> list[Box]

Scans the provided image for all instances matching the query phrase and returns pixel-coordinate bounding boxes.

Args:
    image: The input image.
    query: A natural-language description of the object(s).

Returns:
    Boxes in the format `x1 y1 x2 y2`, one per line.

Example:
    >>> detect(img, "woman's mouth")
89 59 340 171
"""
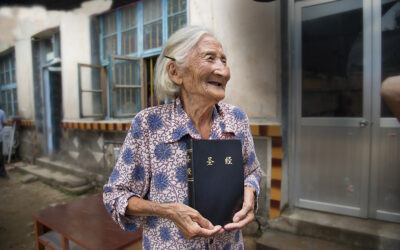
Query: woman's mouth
208 81 223 87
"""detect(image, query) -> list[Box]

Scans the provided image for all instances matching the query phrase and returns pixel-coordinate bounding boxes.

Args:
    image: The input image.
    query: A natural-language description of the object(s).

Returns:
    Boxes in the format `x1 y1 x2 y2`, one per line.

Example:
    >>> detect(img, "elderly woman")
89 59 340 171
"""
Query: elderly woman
103 26 262 250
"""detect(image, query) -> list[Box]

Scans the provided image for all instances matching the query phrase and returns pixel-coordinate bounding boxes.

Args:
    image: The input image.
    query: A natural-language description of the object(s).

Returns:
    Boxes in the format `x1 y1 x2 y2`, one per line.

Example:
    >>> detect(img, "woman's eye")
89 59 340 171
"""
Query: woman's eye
205 55 215 61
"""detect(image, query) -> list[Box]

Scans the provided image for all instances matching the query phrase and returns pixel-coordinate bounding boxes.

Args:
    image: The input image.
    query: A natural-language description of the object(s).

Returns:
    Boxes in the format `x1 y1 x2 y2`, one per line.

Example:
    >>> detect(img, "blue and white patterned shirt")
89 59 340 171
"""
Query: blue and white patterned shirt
103 97 262 250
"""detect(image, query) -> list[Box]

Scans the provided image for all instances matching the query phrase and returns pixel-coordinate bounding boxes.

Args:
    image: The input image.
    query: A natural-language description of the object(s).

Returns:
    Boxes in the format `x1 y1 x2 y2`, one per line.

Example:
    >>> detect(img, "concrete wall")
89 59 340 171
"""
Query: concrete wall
189 0 280 122
15 40 35 119
60 13 91 119
0 0 112 120
58 129 127 185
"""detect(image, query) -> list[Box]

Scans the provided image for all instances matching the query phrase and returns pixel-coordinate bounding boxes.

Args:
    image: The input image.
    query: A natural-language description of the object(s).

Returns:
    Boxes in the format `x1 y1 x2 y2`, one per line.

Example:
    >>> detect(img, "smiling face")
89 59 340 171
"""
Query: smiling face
176 34 231 104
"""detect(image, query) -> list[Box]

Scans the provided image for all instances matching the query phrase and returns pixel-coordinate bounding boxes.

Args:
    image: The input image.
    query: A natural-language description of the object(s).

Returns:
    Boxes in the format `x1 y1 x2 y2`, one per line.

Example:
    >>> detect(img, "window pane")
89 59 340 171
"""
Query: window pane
13 88 17 116
301 0 363 117
11 54 15 69
381 1 400 117
12 69 15 83
7 90 12 116
82 92 103 116
103 11 117 36
121 4 137 30
115 88 141 115
122 29 137 55
168 0 186 15
144 21 162 50
168 13 187 37
114 59 141 116
143 0 162 23
5 70 10 84
79 65 104 117
114 60 140 86
0 91 4 111
143 0 162 50
103 35 117 59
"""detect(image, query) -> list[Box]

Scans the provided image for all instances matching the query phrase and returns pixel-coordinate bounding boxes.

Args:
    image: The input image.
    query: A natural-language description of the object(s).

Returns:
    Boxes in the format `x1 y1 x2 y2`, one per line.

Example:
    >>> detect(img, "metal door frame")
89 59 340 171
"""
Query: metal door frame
289 0 374 217
369 0 400 222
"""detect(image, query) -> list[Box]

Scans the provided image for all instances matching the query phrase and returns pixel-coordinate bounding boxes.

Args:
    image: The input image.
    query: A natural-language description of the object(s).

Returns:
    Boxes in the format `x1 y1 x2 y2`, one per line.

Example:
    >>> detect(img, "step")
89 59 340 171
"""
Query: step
267 208 400 250
36 157 89 177
14 162 92 194
256 229 356 250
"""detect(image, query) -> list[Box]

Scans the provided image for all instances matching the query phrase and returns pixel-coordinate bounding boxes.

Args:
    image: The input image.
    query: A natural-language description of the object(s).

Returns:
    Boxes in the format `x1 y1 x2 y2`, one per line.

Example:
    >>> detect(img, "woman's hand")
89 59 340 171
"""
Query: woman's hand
223 186 256 231
167 203 224 239
126 197 223 239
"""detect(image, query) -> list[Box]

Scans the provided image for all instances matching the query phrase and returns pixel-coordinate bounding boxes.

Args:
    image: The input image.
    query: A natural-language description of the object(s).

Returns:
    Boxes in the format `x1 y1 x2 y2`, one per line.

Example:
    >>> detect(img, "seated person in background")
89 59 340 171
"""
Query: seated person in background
381 75 400 121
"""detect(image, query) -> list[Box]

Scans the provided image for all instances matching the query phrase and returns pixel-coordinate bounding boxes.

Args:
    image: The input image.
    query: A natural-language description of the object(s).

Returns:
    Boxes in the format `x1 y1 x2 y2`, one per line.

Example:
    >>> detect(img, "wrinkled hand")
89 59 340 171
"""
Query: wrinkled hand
167 203 224 239
224 186 256 230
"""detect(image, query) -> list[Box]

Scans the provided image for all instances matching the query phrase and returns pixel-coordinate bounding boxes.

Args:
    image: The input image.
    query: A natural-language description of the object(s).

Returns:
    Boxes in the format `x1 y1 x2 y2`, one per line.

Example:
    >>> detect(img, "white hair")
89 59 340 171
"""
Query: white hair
154 26 214 101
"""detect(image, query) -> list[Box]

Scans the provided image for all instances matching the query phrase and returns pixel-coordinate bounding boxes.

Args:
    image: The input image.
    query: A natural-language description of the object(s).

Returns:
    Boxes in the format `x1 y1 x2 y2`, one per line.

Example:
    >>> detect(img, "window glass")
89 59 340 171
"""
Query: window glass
103 36 117 59
121 5 138 55
0 52 17 117
381 1 400 117
113 59 141 116
143 0 162 50
168 0 187 36
102 11 117 59
7 90 12 115
301 0 363 117
13 88 17 115
103 11 117 36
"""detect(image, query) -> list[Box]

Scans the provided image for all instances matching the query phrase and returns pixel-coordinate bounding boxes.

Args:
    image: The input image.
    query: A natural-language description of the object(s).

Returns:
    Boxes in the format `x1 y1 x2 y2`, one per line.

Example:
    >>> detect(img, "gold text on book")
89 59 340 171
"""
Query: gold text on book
187 168 192 176
225 156 233 165
186 155 191 164
206 157 215 166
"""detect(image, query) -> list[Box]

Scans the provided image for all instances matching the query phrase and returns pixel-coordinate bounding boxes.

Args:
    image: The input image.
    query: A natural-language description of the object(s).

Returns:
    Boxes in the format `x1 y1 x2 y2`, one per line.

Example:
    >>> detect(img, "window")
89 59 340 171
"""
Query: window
168 0 187 37
81 0 187 119
0 51 17 118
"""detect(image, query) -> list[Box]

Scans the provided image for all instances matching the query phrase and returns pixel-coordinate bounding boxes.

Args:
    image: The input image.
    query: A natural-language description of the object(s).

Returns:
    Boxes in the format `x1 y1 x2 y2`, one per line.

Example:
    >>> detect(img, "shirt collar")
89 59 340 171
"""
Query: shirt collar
165 97 236 143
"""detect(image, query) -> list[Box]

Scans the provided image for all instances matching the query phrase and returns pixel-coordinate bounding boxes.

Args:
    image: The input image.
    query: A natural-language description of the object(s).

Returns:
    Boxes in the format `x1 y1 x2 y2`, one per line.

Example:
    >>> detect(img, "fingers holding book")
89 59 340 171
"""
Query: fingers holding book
223 186 256 231
167 203 224 239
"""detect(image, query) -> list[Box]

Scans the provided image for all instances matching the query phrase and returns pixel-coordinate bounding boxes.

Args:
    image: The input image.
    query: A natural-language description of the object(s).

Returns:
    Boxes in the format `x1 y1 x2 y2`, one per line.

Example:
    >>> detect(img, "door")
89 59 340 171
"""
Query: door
43 67 62 154
292 0 400 222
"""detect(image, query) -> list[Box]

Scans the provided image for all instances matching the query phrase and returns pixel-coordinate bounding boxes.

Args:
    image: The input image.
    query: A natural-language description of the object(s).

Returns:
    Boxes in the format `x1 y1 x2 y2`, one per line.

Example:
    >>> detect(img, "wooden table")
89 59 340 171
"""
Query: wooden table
32 194 142 250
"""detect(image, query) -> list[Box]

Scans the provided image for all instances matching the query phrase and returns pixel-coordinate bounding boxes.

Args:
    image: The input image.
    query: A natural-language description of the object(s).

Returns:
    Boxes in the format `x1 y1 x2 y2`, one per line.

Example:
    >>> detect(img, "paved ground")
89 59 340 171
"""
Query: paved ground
0 164 91 249
0 163 258 250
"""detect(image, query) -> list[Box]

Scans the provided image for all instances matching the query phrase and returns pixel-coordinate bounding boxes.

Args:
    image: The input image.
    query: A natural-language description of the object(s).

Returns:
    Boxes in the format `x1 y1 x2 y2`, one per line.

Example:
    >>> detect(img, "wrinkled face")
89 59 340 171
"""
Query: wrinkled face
180 35 231 103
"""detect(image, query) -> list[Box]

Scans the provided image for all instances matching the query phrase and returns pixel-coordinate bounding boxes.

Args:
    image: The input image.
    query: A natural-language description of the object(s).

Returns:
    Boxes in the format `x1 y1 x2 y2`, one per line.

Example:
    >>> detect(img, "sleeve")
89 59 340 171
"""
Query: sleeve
103 112 151 232
240 115 263 211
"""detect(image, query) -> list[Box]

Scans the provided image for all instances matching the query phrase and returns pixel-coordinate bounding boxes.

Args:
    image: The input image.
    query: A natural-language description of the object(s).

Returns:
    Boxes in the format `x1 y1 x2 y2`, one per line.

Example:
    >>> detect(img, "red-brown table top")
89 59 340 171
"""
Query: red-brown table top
32 193 142 250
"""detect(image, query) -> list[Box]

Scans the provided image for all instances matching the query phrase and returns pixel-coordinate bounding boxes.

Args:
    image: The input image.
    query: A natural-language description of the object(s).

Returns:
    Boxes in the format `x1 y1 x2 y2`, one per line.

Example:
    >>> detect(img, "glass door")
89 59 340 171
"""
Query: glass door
293 0 371 217
292 0 400 222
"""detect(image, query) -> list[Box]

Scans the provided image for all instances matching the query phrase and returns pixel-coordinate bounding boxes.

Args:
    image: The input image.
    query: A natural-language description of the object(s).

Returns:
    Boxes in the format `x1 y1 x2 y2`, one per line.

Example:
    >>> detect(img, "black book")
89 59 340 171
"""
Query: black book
186 138 244 226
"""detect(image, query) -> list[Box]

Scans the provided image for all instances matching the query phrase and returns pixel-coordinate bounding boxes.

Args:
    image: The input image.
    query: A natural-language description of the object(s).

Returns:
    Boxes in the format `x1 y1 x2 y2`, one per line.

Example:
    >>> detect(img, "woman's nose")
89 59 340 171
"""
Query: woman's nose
214 61 230 79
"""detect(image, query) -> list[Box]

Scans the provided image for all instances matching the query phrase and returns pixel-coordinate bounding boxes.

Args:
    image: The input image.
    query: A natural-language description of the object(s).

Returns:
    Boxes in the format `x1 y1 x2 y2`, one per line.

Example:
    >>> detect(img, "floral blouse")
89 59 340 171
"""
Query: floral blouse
103 98 262 250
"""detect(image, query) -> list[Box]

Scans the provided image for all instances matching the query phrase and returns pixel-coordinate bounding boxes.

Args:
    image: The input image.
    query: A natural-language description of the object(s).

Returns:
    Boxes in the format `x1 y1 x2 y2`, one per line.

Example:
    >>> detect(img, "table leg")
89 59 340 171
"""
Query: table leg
62 236 69 250
34 219 45 250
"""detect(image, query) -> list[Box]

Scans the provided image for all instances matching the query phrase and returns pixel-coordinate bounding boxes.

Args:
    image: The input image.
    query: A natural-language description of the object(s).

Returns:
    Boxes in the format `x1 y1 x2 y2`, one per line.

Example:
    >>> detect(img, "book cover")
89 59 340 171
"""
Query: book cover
186 138 244 226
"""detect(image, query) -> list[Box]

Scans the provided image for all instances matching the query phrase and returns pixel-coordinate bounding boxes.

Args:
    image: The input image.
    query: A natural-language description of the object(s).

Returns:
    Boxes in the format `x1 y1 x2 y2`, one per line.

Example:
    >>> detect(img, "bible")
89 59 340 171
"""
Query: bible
186 138 244 226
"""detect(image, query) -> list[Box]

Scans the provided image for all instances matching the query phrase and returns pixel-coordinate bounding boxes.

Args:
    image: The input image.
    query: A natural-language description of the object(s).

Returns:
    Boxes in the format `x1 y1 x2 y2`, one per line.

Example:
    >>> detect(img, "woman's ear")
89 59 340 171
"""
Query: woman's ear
167 61 183 85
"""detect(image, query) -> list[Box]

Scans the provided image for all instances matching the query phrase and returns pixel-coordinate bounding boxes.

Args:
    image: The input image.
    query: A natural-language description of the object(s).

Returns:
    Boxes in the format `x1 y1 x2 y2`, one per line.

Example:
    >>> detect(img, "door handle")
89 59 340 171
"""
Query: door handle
359 120 368 127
